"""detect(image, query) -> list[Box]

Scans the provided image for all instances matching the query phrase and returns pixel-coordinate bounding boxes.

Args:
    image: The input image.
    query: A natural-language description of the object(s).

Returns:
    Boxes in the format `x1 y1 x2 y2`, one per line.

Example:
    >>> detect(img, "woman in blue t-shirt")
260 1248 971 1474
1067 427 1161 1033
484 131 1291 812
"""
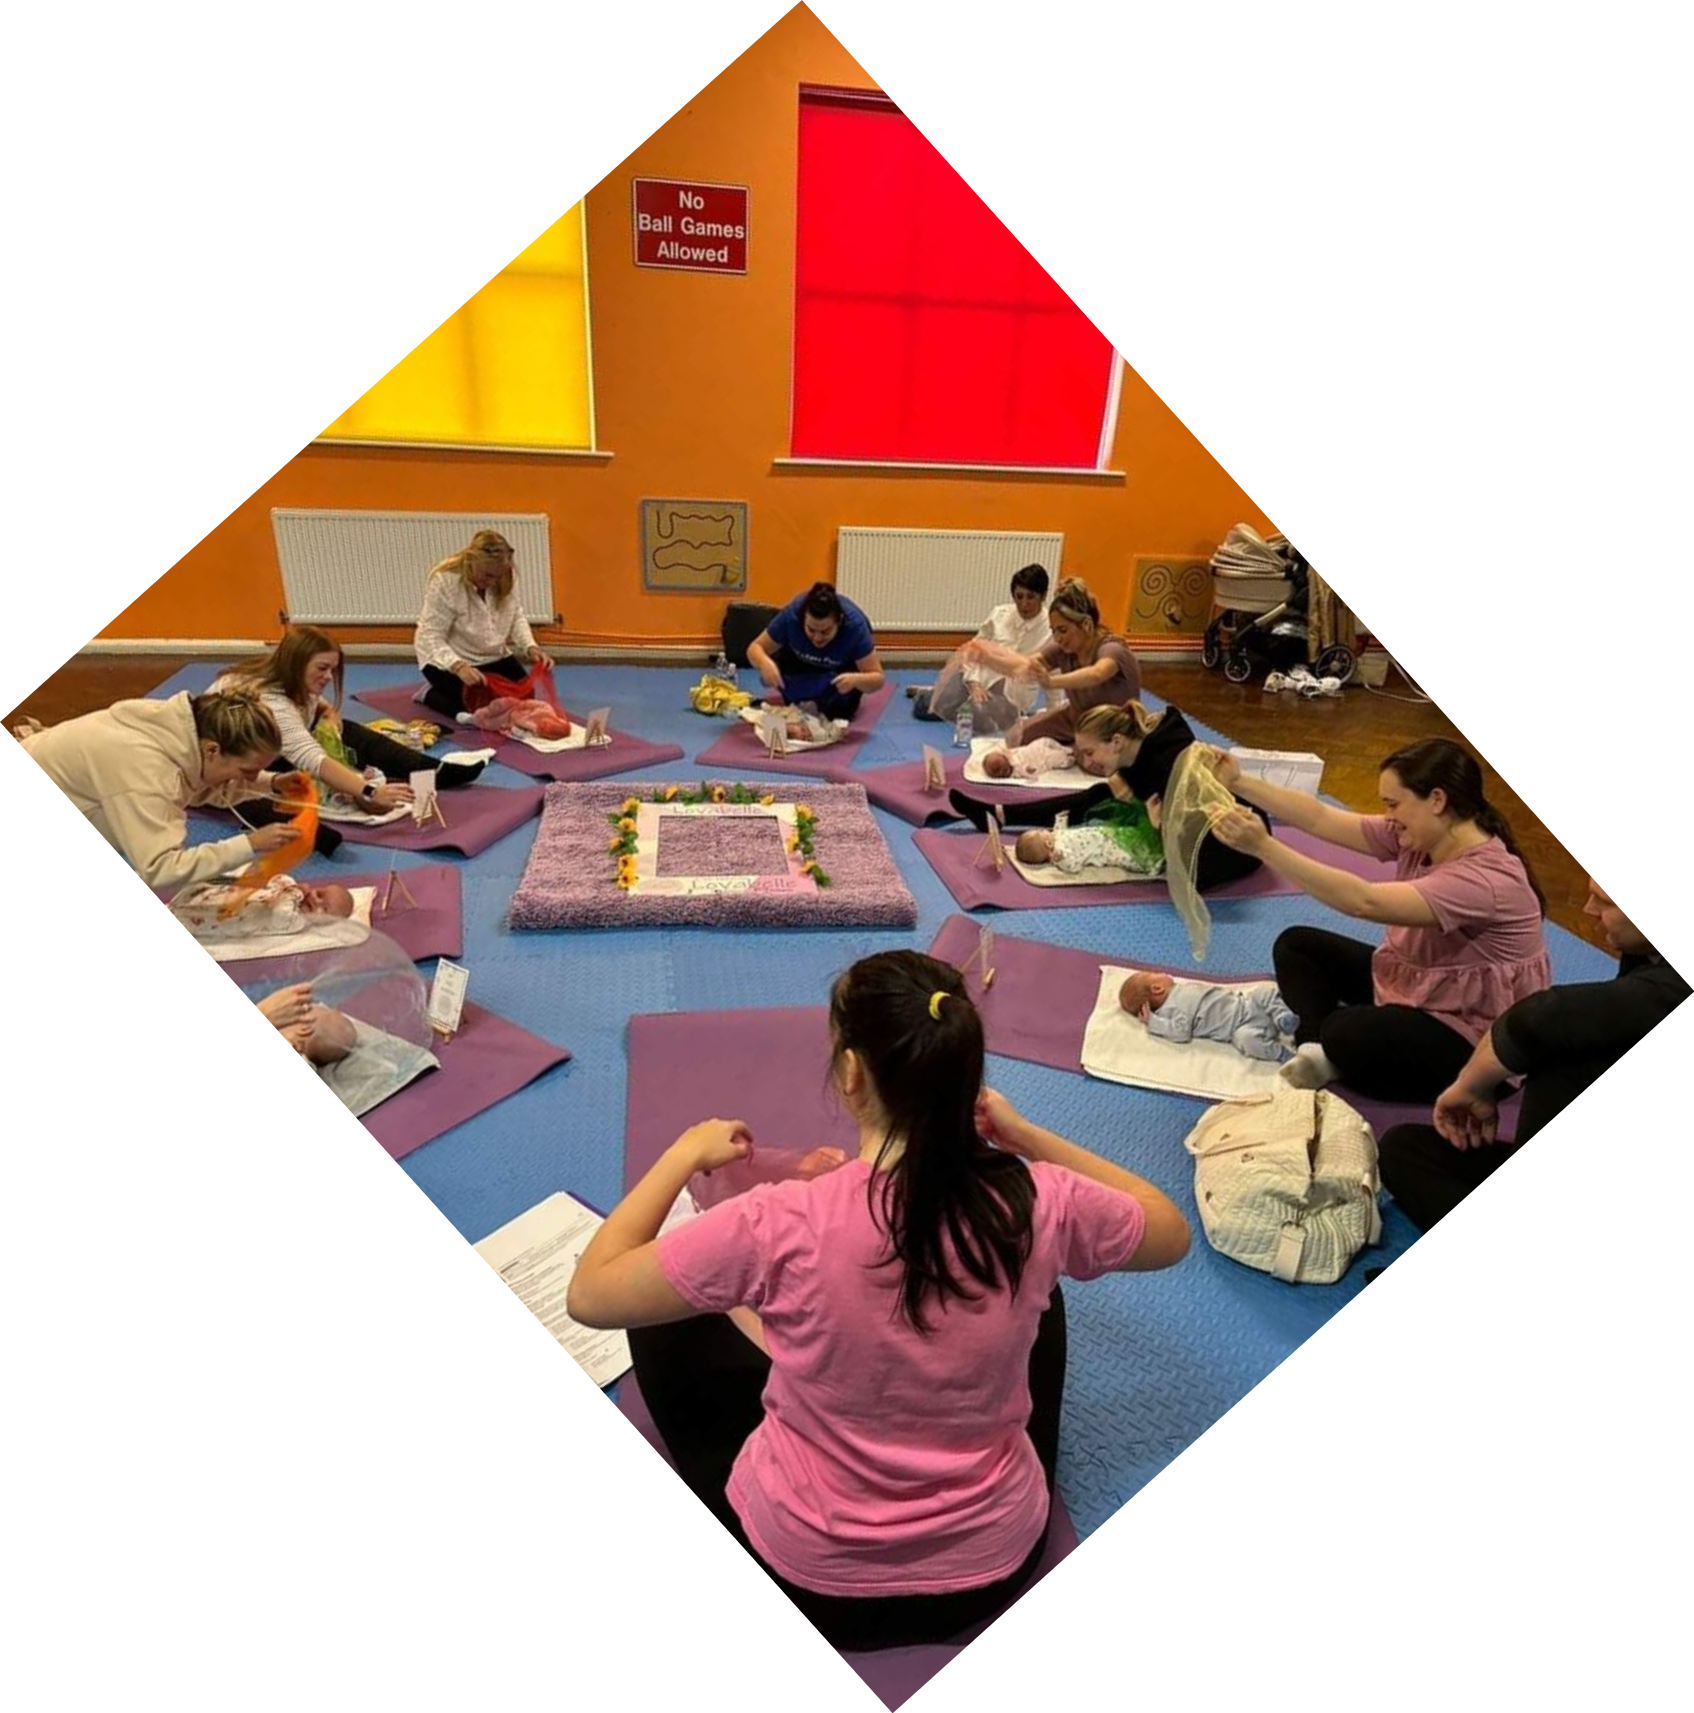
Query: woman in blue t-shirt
747 582 885 720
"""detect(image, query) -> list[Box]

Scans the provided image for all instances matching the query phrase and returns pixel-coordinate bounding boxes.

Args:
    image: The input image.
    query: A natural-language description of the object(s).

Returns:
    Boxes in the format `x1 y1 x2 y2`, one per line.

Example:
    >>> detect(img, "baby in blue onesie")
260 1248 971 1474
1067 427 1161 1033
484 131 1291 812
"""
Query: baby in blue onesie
1118 970 1297 1062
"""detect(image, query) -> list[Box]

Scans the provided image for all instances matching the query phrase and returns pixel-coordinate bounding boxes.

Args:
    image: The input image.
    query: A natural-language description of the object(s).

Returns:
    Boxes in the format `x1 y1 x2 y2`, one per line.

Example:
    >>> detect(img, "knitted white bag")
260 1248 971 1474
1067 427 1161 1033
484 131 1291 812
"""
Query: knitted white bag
1182 1084 1382 1284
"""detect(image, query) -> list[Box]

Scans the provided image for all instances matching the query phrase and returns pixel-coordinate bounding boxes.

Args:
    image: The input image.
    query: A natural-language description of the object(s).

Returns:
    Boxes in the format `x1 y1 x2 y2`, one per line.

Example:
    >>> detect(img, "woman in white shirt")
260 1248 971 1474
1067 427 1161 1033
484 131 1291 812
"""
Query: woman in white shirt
913 564 1051 730
414 530 553 716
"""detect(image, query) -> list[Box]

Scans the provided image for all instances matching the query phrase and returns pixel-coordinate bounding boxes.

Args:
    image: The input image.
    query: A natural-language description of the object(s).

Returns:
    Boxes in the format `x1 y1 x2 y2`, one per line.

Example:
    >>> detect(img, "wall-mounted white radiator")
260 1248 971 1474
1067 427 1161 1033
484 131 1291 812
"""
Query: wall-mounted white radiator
835 528 1064 629
272 509 556 625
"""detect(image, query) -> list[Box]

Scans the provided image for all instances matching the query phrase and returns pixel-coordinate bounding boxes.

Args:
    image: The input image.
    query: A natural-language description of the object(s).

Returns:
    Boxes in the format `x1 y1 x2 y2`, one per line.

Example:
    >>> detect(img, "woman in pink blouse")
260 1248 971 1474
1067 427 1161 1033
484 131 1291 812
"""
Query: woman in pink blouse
1208 737 1551 1101
568 950 1189 1652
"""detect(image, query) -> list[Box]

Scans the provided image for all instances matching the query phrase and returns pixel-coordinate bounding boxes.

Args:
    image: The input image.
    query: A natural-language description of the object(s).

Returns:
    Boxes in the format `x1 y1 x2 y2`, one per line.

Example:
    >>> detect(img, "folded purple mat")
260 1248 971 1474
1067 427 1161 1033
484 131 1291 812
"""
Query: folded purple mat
925 915 1522 1138
364 1001 571 1161
621 1004 1079 1709
198 863 464 987
192 784 545 858
914 824 1384 913
692 681 897 780
353 683 684 781
858 753 1074 827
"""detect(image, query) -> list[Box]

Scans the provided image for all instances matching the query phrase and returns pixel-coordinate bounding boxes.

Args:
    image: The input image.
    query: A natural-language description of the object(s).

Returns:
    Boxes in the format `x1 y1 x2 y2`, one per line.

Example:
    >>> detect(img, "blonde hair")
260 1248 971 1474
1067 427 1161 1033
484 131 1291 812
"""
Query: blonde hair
1074 701 1160 746
1047 577 1102 633
229 625 343 715
190 690 282 760
430 529 516 601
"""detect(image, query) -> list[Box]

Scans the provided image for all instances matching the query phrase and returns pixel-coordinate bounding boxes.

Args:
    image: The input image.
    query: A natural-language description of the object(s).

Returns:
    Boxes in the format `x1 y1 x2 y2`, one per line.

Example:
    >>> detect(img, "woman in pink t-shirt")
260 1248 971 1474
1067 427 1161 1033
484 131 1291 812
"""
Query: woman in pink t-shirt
1011 577 1142 746
1208 737 1551 1101
568 950 1190 1652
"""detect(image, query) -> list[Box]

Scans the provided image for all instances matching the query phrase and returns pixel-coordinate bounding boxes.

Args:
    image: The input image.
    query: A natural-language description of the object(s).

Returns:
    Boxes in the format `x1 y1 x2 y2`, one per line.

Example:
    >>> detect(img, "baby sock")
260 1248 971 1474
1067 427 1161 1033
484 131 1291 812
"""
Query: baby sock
1279 1042 1339 1089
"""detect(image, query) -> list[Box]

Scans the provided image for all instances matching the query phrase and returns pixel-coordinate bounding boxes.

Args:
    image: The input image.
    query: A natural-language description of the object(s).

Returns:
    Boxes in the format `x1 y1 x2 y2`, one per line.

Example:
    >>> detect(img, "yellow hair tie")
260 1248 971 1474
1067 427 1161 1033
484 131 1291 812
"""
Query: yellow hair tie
928 991 948 1020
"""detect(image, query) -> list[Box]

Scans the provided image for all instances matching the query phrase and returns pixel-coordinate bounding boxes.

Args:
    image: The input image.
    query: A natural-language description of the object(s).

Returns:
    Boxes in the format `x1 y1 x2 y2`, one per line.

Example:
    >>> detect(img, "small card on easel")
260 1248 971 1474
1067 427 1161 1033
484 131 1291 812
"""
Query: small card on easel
921 744 946 792
427 959 469 1040
410 769 445 827
583 707 612 748
379 855 419 917
975 803 1006 873
756 707 788 756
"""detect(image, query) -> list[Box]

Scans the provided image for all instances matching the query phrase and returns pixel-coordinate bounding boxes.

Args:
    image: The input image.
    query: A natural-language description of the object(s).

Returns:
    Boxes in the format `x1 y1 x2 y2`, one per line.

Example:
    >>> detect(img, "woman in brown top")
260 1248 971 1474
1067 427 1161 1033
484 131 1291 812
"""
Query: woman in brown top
1011 578 1141 746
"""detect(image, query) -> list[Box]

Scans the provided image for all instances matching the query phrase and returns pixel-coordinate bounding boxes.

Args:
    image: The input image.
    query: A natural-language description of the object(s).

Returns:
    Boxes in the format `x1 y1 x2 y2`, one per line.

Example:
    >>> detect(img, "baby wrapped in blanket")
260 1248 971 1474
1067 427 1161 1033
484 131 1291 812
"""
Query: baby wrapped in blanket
1118 971 1297 1062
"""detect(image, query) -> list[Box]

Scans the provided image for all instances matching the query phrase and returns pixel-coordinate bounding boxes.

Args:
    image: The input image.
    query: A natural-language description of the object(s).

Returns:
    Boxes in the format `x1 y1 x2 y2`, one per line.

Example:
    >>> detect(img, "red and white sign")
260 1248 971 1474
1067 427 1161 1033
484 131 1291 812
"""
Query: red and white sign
632 178 749 274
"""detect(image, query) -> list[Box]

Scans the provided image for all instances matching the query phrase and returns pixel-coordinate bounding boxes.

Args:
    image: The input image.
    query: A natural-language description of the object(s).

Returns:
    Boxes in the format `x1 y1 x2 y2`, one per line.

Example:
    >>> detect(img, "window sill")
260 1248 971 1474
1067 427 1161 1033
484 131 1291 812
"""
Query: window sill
772 457 1124 481
313 439 612 461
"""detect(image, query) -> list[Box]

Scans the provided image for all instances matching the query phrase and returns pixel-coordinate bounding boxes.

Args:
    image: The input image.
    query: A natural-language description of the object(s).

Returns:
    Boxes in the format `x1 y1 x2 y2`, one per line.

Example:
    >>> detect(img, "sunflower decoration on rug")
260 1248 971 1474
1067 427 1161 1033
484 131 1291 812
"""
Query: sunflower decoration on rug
607 783 832 890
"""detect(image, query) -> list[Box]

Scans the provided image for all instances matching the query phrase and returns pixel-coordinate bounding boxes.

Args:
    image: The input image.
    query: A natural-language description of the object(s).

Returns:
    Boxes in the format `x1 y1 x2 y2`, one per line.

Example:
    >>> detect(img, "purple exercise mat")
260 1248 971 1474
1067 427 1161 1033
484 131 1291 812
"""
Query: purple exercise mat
692 681 898 780
353 683 685 781
192 784 545 858
621 1005 1081 1710
857 753 1074 827
925 915 1523 1139
363 1001 571 1161
200 863 464 987
928 914 1267 1074
914 824 1385 913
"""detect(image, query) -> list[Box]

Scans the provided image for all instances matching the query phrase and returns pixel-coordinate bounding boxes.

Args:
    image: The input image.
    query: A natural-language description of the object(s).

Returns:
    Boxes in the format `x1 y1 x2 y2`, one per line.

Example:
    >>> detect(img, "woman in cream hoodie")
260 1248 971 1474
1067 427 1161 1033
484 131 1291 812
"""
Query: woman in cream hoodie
19 689 297 890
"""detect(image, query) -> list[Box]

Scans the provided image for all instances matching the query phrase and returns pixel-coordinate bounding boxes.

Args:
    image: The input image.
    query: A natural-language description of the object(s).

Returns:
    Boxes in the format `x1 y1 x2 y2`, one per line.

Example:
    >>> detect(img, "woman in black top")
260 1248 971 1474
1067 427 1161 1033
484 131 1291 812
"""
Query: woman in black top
950 702 1268 891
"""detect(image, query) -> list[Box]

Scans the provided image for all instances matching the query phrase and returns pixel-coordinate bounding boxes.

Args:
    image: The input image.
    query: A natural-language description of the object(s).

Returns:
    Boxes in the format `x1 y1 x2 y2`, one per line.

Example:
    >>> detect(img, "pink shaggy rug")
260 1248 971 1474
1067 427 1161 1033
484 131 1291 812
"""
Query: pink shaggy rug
507 782 918 930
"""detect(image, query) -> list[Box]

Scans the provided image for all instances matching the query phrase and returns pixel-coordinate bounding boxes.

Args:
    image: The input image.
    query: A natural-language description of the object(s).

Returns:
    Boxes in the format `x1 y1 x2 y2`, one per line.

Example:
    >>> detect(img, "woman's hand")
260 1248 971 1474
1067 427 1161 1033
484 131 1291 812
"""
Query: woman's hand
1145 791 1162 829
258 983 314 1033
1203 745 1242 791
453 662 486 688
317 702 343 734
249 823 300 853
1207 805 1270 855
831 672 859 693
527 646 552 669
967 681 990 706
1433 1084 1499 1150
674 1118 754 1175
1027 660 1054 690
365 781 414 811
976 1088 1039 1158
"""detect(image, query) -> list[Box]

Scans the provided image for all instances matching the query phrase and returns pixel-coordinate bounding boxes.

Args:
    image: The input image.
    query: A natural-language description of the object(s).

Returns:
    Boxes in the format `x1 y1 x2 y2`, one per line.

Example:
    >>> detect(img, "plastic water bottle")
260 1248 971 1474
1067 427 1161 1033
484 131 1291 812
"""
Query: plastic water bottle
712 649 734 686
953 702 974 750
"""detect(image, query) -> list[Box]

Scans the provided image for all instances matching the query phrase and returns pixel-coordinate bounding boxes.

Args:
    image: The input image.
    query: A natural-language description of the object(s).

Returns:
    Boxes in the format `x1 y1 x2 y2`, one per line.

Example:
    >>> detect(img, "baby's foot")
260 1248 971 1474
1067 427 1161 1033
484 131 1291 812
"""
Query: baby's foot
1279 1043 1338 1089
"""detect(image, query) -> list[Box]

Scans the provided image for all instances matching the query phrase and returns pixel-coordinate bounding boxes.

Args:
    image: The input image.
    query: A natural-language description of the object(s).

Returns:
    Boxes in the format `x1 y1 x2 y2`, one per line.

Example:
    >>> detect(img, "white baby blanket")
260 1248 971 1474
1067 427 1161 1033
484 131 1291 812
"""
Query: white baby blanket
1080 966 1288 1099
962 737 1097 790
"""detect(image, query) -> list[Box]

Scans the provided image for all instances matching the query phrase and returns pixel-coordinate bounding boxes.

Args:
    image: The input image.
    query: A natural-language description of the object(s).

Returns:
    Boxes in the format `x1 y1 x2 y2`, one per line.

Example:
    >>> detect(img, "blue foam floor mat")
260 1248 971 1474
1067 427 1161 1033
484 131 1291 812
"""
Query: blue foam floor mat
154 659 1615 1537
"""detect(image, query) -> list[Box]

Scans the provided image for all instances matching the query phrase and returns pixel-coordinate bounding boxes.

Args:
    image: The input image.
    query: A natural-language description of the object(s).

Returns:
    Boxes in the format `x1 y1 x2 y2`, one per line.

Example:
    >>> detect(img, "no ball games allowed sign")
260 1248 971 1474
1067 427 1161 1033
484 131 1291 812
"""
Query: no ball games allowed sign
632 178 749 274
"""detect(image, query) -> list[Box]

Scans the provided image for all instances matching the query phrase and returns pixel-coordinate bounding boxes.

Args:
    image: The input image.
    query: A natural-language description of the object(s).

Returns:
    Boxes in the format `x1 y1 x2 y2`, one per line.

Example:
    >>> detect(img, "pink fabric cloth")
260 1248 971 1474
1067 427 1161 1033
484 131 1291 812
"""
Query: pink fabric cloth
1358 816 1552 1042
656 1158 1144 1598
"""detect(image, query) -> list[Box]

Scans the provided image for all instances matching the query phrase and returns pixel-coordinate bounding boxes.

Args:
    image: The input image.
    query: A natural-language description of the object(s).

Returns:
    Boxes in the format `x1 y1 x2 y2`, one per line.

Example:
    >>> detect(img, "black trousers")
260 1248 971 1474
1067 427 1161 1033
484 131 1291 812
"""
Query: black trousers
1377 1123 1524 1232
419 655 529 718
628 1286 1068 1653
1272 925 1476 1102
950 782 1268 891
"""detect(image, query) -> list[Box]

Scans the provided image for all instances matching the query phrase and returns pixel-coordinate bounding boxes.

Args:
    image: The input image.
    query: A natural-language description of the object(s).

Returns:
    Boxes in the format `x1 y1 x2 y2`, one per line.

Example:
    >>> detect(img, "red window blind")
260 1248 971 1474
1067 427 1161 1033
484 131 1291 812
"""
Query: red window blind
792 89 1116 468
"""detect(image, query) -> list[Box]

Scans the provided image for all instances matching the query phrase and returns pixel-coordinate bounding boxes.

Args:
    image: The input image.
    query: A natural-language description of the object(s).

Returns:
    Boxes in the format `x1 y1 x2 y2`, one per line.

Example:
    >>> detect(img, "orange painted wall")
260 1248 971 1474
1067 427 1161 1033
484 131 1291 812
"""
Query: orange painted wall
101 5 1276 649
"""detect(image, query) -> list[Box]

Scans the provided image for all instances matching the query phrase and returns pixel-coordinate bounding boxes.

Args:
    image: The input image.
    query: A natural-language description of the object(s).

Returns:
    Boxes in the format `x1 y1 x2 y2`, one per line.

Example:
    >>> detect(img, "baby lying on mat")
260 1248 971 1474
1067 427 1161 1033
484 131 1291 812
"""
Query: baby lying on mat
257 981 357 1065
980 736 1074 780
1014 800 1165 877
1118 971 1297 1063
171 875 364 942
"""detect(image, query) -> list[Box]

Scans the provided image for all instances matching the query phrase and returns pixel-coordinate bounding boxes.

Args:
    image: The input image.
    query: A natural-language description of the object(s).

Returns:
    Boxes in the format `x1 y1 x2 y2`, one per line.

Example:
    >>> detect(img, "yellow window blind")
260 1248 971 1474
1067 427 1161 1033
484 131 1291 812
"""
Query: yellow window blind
320 205 594 451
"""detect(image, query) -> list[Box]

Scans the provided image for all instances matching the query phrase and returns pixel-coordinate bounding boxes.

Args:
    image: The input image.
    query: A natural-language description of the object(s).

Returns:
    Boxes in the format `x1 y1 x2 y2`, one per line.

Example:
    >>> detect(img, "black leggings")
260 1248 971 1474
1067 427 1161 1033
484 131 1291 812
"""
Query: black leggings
628 1286 1068 1653
419 655 529 719
949 782 1268 891
1272 925 1476 1102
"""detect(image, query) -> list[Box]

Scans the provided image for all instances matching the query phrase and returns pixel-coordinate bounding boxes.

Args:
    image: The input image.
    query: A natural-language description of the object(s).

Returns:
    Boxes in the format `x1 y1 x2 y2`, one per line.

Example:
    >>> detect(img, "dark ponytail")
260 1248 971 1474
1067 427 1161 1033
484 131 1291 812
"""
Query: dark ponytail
1381 738 1546 915
829 951 1034 1332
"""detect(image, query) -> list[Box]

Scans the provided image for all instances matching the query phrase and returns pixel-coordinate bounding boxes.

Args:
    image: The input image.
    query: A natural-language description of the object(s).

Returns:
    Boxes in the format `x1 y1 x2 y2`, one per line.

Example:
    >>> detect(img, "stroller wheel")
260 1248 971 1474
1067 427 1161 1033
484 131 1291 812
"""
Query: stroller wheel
1315 644 1356 685
1201 626 1223 670
1223 652 1255 685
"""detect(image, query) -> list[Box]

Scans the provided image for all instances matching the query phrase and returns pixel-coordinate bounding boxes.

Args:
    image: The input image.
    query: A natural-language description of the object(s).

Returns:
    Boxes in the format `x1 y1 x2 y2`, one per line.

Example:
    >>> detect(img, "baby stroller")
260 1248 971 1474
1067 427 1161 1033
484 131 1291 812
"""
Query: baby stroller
1201 528 1357 687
